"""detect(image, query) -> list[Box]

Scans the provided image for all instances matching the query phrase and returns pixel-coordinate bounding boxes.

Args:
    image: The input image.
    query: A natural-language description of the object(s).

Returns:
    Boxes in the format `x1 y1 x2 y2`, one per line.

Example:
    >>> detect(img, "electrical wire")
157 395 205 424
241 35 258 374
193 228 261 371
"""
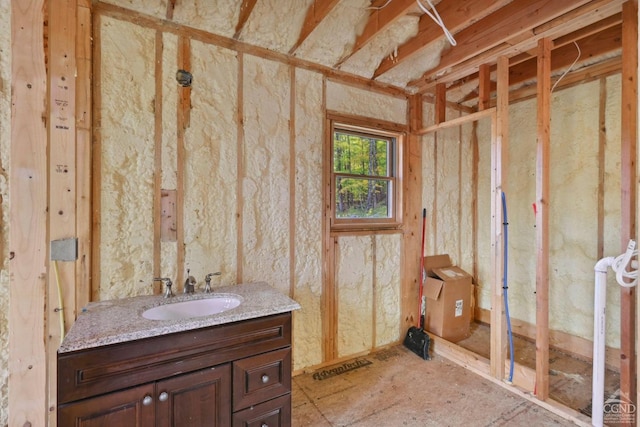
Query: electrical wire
551 41 581 93
416 0 457 46
53 260 66 344
502 191 514 384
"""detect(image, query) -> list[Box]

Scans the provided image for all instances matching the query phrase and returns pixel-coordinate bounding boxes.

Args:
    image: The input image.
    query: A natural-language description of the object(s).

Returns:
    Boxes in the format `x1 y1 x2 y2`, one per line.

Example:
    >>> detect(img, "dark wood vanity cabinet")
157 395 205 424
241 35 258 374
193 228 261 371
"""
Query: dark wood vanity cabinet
58 313 292 427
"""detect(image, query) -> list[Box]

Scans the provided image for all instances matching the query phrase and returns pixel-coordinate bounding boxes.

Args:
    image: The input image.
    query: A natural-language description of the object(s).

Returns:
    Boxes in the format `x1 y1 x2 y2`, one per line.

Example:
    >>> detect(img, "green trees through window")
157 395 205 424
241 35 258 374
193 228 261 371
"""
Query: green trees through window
333 130 394 219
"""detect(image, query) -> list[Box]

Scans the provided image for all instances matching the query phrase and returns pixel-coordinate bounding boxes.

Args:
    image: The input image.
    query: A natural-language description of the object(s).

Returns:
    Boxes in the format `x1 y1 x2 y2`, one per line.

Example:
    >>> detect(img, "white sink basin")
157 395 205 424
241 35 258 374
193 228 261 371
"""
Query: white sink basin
142 295 242 321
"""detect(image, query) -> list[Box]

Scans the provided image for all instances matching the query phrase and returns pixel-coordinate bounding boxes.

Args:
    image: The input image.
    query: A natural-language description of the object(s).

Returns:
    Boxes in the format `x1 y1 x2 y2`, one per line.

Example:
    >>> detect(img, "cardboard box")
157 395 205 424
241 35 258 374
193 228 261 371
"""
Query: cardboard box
423 254 472 342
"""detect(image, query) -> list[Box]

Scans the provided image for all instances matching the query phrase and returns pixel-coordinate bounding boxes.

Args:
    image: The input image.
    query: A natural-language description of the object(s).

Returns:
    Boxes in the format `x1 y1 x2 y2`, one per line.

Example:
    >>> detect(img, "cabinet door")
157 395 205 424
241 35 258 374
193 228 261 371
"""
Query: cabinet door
156 364 232 427
58 383 155 427
232 394 291 427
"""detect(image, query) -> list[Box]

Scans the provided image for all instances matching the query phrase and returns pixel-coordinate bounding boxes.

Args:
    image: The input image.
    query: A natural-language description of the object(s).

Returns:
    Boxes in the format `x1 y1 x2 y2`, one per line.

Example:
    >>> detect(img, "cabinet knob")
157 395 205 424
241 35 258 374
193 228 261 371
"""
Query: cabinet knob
142 395 153 406
158 391 169 402
261 374 269 384
261 424 268 427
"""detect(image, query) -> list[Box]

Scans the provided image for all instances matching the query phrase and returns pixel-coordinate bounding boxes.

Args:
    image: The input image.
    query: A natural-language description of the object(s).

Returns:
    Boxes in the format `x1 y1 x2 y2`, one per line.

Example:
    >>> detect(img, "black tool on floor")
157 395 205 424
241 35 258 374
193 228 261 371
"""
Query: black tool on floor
404 208 430 360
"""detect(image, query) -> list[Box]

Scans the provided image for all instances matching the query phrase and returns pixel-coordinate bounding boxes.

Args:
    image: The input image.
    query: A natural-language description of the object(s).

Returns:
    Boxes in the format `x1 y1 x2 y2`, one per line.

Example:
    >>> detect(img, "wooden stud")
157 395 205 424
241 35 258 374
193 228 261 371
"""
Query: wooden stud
75 0 92 317
435 83 446 124
48 1 78 424
535 37 552 401
402 94 423 334
620 0 638 409
490 56 508 381
236 52 244 283
153 31 163 294
597 78 607 261
322 76 338 362
289 65 296 299
478 64 491 111
9 0 48 425
91 11 103 303
176 36 191 290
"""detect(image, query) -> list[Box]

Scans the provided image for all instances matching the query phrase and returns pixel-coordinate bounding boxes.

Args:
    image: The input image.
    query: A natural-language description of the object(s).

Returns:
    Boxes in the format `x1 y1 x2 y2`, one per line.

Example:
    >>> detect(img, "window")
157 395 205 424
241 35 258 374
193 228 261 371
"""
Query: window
329 120 403 230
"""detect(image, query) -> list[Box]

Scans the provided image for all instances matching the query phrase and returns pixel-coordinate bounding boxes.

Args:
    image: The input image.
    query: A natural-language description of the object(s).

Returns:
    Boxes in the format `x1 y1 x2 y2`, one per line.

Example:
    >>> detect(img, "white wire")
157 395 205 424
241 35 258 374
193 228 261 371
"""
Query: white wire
551 42 581 93
416 0 457 46
611 240 639 288
368 0 392 10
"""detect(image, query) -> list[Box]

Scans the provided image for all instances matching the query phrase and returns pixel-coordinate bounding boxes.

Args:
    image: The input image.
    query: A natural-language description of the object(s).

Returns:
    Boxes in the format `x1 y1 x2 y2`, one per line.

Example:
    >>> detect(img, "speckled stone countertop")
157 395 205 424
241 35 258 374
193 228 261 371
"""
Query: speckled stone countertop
59 282 300 353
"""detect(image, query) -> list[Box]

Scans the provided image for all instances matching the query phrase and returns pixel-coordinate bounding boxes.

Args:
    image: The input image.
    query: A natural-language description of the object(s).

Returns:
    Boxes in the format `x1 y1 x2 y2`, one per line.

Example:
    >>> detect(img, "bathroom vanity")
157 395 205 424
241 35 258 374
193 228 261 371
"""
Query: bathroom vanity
57 282 300 427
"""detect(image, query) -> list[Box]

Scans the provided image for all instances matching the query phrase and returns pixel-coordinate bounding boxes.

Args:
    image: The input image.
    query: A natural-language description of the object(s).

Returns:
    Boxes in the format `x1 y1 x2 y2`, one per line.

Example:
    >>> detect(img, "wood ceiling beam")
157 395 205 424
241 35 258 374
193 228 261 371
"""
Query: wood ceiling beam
289 0 341 54
234 0 259 39
456 22 622 104
373 0 511 78
413 0 624 93
507 56 621 104
510 25 622 87
336 0 416 66
409 0 593 89
451 16 623 102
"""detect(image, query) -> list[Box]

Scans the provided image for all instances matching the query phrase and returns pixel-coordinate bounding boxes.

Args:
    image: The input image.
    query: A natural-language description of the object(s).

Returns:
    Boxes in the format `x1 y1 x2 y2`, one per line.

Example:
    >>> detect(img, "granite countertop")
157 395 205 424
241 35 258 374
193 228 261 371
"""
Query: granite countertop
59 282 300 353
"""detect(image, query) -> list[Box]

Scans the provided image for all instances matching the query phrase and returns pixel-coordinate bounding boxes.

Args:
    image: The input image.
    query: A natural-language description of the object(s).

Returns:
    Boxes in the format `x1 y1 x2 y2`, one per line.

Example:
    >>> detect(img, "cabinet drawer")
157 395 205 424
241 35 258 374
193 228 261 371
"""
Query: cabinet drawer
59 313 291 404
233 348 291 411
232 394 291 427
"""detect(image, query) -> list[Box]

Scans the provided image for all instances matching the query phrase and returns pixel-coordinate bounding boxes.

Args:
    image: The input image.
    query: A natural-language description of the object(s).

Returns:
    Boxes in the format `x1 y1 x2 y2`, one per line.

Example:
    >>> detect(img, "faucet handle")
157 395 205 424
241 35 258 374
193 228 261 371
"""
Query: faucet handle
204 272 221 293
153 277 174 298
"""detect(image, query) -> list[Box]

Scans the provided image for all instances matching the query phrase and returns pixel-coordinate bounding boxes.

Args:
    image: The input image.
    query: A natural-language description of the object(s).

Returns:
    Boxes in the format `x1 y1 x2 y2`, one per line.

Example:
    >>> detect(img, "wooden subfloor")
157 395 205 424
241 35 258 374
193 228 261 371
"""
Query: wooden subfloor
456 322 620 417
292 345 574 426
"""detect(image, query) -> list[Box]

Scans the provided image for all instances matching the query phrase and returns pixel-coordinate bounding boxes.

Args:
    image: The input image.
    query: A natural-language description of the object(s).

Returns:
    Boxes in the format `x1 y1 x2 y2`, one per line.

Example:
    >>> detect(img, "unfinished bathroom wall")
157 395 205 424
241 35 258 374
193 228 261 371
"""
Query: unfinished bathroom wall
293 68 324 370
99 17 156 300
93 3 411 374
183 40 239 284
242 55 291 296
472 76 623 348
326 81 407 125
0 0 10 424
161 32 179 282
421 106 476 275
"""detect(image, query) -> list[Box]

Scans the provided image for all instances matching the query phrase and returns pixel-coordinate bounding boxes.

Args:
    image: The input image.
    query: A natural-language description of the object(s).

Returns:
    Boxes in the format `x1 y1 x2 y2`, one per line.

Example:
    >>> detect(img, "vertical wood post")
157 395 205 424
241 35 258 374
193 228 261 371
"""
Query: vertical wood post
490 56 508 380
403 94 423 334
621 0 638 411
478 64 491 111
76 0 92 318
176 36 191 290
9 1 48 425
535 37 551 401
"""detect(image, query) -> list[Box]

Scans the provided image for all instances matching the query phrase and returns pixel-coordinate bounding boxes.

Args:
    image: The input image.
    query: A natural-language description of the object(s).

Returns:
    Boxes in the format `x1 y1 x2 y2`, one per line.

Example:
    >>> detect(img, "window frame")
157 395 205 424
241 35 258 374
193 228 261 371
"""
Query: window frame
327 115 405 232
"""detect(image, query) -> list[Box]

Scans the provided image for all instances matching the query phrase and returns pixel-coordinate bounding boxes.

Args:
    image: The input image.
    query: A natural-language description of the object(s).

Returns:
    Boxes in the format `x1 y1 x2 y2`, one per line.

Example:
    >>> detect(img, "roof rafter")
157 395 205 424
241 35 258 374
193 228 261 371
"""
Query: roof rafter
412 0 623 92
234 0 259 39
335 0 417 66
373 0 512 78
289 0 341 54
457 23 623 104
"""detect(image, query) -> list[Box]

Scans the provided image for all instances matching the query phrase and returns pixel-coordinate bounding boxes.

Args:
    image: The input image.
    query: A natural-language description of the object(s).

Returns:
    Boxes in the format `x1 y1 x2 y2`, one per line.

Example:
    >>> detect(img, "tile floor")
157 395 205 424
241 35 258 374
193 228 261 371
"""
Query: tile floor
292 345 578 426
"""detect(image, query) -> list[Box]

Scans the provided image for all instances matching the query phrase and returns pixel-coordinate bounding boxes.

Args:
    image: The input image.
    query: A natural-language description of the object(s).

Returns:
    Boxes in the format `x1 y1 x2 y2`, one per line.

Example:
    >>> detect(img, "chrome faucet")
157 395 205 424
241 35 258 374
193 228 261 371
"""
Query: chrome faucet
184 269 196 294
154 277 174 298
204 272 221 293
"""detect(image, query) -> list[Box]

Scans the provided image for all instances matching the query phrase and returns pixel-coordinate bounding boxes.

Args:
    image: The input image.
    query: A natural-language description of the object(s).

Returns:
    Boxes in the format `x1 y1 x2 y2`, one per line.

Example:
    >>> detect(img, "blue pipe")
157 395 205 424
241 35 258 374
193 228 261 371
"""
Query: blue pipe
502 191 514 383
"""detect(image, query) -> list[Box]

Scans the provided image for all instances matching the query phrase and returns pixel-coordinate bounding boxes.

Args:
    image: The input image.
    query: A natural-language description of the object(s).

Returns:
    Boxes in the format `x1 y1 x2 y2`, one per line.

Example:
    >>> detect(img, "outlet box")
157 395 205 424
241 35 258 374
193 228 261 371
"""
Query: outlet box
51 238 78 261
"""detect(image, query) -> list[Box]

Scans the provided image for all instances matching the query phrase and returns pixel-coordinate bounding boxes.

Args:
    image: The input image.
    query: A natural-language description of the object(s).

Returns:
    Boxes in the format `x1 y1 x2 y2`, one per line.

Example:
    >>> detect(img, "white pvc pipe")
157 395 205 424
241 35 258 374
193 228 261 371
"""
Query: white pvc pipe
592 256 614 427
592 240 638 427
